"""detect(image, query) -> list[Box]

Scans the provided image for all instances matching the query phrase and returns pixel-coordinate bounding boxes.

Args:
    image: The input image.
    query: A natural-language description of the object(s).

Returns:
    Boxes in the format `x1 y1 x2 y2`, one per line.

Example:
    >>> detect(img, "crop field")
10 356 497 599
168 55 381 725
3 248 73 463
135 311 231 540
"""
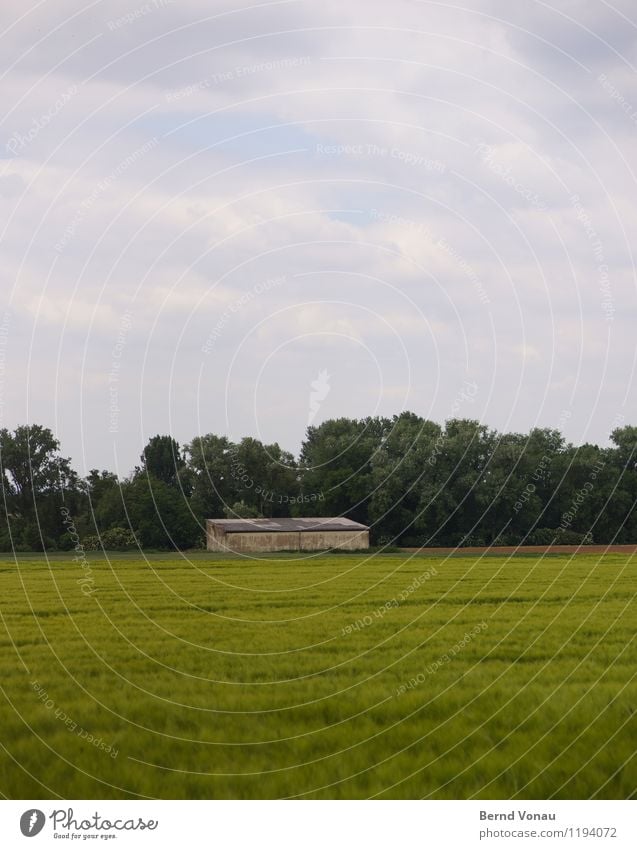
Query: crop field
0 551 635 799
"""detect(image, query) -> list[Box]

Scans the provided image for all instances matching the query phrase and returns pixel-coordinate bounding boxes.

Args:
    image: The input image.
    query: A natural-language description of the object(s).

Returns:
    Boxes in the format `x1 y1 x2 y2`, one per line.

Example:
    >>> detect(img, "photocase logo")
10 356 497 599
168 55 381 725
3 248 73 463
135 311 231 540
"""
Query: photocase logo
20 810 45 837
308 369 331 425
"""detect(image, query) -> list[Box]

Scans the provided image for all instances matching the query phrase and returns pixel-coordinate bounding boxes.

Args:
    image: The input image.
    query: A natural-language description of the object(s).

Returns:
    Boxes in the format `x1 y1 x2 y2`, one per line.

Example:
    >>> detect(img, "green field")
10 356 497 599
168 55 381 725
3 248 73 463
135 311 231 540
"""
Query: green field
0 551 635 799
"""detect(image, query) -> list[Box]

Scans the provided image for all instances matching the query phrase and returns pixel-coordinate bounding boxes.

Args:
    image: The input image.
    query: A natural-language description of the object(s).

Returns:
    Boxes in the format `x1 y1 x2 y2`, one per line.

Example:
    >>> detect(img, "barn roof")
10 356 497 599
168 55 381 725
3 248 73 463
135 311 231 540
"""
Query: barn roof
208 517 369 533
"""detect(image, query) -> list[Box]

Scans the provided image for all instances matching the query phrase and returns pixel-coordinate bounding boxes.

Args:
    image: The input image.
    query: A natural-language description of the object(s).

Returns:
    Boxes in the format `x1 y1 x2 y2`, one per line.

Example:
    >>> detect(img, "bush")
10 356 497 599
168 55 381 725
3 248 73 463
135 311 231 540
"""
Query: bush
399 535 427 548
527 527 593 545
459 535 486 547
58 532 78 551
526 527 558 545
124 477 201 549
374 535 396 548
83 528 138 551
491 532 517 546
224 501 262 519
555 528 594 545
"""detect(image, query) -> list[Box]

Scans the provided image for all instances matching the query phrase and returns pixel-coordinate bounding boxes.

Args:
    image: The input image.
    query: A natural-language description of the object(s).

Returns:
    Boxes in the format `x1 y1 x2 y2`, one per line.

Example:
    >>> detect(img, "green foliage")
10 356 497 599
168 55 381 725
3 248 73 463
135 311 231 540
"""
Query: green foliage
0 424 75 509
2 418 637 552
299 416 388 523
0 425 77 550
124 475 201 550
140 435 185 488
223 500 262 519
83 528 138 551
182 433 237 522
526 527 559 546
183 434 299 522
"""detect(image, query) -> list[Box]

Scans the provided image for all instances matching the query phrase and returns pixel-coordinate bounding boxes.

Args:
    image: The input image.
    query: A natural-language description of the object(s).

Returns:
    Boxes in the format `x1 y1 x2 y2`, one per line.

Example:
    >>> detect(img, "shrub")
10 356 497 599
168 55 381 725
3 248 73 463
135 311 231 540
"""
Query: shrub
526 527 558 546
83 528 138 551
224 501 262 519
400 535 427 548
528 527 594 545
555 527 594 545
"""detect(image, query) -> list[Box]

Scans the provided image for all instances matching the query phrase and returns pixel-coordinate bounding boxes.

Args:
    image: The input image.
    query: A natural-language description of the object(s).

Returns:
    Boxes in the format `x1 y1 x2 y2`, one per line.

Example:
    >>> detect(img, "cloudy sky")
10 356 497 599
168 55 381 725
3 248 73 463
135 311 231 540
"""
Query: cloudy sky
1 0 636 475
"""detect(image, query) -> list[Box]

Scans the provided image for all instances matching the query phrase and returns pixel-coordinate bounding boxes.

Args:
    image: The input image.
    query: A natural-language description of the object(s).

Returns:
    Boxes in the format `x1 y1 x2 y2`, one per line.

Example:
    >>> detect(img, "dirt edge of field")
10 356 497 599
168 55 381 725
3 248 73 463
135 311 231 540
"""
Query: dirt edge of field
403 544 637 555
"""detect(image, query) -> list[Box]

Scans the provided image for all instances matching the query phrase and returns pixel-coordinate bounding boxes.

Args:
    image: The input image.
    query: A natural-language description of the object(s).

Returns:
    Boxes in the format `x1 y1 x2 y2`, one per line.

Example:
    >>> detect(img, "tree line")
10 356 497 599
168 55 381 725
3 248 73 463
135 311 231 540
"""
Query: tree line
0 415 636 551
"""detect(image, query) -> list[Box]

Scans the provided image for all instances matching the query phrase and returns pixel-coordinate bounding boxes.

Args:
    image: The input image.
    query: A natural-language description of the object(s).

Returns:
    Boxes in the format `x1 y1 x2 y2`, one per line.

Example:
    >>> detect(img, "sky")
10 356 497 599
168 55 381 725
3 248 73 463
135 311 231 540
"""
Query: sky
0 0 636 477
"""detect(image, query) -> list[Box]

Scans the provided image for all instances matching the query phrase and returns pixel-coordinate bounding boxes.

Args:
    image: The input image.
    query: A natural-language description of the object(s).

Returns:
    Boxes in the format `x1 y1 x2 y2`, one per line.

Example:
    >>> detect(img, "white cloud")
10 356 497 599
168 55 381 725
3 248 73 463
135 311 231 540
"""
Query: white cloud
1 0 636 470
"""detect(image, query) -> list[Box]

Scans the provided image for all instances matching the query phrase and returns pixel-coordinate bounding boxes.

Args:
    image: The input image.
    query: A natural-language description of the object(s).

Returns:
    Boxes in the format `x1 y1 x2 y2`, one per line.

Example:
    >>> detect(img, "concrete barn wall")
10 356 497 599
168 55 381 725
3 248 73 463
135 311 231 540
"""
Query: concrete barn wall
226 532 299 552
206 523 369 552
206 523 225 551
298 531 369 551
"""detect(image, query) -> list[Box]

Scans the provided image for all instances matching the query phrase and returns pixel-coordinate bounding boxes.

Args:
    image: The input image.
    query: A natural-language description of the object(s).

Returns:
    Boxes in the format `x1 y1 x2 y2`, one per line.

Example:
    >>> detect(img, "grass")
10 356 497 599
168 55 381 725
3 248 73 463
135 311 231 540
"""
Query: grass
0 549 635 799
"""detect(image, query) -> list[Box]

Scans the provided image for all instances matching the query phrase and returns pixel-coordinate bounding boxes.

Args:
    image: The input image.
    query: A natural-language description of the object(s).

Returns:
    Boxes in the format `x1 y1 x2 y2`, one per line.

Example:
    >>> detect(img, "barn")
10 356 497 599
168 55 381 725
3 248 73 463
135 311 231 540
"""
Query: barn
206 517 370 553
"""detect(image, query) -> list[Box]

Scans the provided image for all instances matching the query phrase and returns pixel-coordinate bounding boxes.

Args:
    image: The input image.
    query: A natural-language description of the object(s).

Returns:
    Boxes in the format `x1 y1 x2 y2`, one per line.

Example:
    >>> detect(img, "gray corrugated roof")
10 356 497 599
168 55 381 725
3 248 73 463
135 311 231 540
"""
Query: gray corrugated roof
208 517 369 533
